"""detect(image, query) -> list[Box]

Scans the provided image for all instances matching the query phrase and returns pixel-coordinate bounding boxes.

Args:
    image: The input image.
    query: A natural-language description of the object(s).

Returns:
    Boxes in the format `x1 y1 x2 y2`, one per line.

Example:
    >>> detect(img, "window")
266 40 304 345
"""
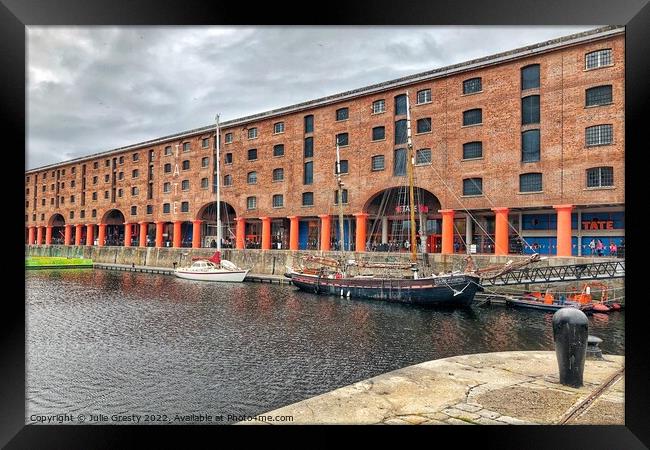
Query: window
417 89 431 104
225 153 232 164
302 192 314 206
43 172 47 179
93 162 98 169
164 146 172 156
51 183 55 191
164 163 172 173
223 174 233 186
520 173 543 192
586 124 613 146
586 85 612 107
225 133 233 144
105 159 110 167
41 213 45 220
131 206 137 215
146 205 153 214
181 202 189 213
118 188 123 197
463 109 482 126
202 138 209 148
163 203 170 213
586 49 612 69
304 115 314 133
395 119 407 144
522 130 541 162
92 192 97 200
394 148 406 176
415 148 432 165
463 178 483 196
104 191 109 199
463 77 482 94
272 194 284 208
201 177 208 189
304 161 313 185
395 95 407 115
119 156 124 164
336 133 349 146
334 189 349 204
69 211 74 219
182 160 190 170
272 168 284 181
181 180 190 190
274 122 285 134
70 195 76 203
336 160 349 174
248 128 258 139
336 108 349 121
247 172 257 184
42 185 45 192
61 182 65 188
25 200 29 208
247 149 257 161
62 169 66 176
463 141 483 159
132 169 139 178
372 126 385 141
304 137 314 158
183 142 190 152
133 153 139 161
42 198 45 206
247 196 257 210
521 64 540 90
132 187 139 196
163 182 171 193
149 150 155 161
273 144 284 157
587 167 614 187
80 210 85 219
522 95 540 125
416 118 432 133
104 174 110 182
92 209 97 218
372 99 386 114
201 157 209 168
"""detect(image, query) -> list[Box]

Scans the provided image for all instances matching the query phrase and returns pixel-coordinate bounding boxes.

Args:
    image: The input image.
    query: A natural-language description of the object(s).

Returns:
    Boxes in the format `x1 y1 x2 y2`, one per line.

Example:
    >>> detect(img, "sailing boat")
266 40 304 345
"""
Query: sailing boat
284 93 485 306
174 114 250 282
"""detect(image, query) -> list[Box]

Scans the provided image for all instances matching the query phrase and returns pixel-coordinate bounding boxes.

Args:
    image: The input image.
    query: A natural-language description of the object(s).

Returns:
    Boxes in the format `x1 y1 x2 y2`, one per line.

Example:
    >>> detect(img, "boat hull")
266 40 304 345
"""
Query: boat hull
174 269 250 282
505 297 585 312
288 272 482 307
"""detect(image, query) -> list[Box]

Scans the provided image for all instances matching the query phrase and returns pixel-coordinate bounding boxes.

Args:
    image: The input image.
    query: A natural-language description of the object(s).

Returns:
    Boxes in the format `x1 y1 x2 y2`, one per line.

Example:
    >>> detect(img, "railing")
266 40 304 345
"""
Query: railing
480 260 625 286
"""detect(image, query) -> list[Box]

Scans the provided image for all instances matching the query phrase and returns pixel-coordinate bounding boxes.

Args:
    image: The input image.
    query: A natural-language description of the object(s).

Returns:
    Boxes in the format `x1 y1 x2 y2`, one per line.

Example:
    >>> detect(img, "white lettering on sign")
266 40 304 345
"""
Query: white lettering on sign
173 165 179 177
175 144 179 158
173 202 178 214
174 183 178 195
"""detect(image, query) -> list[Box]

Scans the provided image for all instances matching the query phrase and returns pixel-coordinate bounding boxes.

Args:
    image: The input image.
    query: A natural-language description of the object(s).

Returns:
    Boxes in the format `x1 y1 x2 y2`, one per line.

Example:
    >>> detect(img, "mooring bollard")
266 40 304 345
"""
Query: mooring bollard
552 308 589 387
586 335 603 360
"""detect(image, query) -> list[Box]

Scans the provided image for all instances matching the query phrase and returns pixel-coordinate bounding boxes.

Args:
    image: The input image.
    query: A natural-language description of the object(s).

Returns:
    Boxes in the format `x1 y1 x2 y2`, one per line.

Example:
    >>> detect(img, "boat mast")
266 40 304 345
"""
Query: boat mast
215 114 222 253
405 93 417 262
336 136 345 252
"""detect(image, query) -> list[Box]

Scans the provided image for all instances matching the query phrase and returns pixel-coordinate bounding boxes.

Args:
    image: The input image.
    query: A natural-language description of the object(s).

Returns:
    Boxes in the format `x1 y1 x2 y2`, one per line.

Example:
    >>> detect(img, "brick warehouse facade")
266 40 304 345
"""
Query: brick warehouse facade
25 26 624 257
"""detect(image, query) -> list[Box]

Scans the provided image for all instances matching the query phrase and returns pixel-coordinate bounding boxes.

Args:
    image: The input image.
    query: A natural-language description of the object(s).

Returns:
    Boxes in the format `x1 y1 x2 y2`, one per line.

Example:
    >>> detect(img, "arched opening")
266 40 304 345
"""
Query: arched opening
101 209 126 246
48 213 66 245
363 186 442 253
197 202 237 248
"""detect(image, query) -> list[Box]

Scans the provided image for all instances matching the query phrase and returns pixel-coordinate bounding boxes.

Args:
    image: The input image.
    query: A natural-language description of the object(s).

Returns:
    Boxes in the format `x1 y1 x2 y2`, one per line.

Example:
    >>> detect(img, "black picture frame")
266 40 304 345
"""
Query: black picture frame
3 0 648 447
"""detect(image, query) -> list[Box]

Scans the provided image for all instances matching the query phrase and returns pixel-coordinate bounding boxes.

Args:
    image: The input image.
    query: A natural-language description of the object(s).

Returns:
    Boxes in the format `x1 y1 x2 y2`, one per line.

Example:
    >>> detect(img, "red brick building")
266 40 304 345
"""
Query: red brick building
25 26 624 257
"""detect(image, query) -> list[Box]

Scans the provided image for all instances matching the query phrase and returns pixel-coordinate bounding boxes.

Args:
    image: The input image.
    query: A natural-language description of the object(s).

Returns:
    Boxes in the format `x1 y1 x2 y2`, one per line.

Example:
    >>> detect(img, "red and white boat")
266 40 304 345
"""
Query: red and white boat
174 251 249 282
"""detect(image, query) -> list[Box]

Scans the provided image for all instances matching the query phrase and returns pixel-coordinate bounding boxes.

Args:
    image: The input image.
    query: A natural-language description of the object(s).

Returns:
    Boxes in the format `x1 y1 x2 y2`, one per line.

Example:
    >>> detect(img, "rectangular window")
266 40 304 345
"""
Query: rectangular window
302 192 314 206
223 175 232 186
182 142 190 152
372 126 385 141
247 172 257 184
93 162 98 169
149 150 155 161
416 89 431 104
181 201 189 213
521 64 540 90
273 144 284 157
147 205 153 214
335 160 349 174
92 192 97 200
273 168 284 181
225 133 233 144
463 178 483 196
163 182 171 193
163 203 170 213
272 194 284 208
586 85 613 107
587 167 614 187
132 169 139 178
182 160 190 170
164 164 171 173
463 109 482 126
104 191 109 199
119 156 124 164
248 128 258 139
304 137 313 158
395 119 407 144
393 148 406 176
334 189 348 205
69 211 74 219
304 115 314 133
131 206 137 215
247 196 257 210
201 177 209 189
201 157 209 168
105 160 110 167
80 210 85 218
372 99 386 114
131 187 139 196
522 95 540 125
336 133 349 146
415 148 432 165
247 149 257 161
336 108 349 121
274 122 285 134
463 141 483 159
522 130 541 162
586 49 612 69
104 175 109 182
586 124 613 146
416 118 432 133
304 161 313 185
394 95 407 116
225 153 232 164
70 195 75 203
202 138 209 148
164 146 172 155
133 153 139 161
520 173 543 192
463 77 482 94
182 180 190 190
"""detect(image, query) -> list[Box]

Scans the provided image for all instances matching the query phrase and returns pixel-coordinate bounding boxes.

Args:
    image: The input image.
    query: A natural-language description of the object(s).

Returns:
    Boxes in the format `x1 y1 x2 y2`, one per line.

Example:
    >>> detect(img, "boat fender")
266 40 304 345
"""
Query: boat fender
593 303 610 313
347 290 351 298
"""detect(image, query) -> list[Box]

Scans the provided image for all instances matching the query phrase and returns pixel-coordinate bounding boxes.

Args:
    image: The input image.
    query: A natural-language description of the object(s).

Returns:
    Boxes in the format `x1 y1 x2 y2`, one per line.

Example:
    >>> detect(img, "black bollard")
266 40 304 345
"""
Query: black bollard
552 308 589 387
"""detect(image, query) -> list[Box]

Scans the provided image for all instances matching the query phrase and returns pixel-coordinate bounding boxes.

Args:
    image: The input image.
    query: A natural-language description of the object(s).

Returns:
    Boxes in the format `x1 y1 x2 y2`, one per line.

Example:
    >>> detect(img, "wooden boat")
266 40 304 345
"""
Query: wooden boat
505 292 588 312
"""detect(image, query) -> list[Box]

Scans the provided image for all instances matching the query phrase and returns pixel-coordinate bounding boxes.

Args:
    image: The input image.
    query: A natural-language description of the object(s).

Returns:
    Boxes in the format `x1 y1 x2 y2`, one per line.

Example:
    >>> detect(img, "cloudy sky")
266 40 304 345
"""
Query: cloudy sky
27 25 598 170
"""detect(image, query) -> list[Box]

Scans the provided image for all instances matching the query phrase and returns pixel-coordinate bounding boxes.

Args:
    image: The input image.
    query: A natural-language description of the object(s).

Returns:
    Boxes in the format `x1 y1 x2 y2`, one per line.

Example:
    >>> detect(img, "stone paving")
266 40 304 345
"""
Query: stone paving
240 351 624 425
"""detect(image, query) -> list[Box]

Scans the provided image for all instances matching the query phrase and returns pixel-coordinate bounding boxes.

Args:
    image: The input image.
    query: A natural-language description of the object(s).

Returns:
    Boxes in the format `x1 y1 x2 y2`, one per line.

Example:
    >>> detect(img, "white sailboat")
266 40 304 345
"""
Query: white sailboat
174 114 250 282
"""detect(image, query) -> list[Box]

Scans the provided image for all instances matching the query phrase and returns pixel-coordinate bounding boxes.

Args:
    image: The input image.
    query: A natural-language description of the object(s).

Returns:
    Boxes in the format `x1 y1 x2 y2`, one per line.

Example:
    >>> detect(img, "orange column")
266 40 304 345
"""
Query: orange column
319 215 331 251
192 220 202 248
86 224 94 246
75 224 83 246
45 226 53 245
261 217 272 250
235 218 245 249
155 222 164 248
139 222 148 247
173 221 182 248
440 209 455 254
36 227 43 245
554 204 573 257
28 227 35 245
354 213 368 252
124 223 132 247
98 224 106 247
64 224 72 246
492 207 510 256
288 216 299 251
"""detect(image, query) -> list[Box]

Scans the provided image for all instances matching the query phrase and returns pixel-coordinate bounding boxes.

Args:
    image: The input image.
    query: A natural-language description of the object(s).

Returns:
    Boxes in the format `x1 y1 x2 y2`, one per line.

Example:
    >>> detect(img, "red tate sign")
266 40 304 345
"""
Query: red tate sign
582 220 614 230
395 205 429 214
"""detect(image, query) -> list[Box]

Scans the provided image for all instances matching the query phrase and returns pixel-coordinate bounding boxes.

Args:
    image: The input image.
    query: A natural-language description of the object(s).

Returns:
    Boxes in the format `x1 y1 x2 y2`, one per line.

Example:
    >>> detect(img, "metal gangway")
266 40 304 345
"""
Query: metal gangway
480 260 625 287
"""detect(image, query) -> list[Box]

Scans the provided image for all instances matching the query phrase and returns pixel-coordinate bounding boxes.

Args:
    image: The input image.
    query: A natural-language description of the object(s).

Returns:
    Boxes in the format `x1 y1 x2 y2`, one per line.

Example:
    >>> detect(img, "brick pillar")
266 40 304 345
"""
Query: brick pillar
492 207 510 256
173 221 182 248
98 224 106 247
235 218 245 249
75 224 83 246
124 223 132 247
440 209 454 255
288 216 299 251
64 224 72 246
28 227 35 245
319 214 331 251
36 226 43 245
155 222 164 248
261 217 271 250
139 222 148 247
86 224 94 246
192 220 202 248
554 204 573 257
354 213 368 253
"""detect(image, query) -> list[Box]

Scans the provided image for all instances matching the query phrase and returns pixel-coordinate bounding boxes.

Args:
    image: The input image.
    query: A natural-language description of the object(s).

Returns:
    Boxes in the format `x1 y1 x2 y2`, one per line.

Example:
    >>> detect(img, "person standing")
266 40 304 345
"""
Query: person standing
589 239 596 256
609 241 617 257
596 239 604 257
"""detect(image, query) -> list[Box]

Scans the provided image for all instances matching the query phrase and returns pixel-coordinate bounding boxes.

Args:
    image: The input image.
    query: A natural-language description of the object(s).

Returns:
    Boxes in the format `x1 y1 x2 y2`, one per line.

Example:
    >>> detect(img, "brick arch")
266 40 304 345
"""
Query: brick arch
195 201 238 221
47 213 66 227
101 208 126 225
362 185 442 216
